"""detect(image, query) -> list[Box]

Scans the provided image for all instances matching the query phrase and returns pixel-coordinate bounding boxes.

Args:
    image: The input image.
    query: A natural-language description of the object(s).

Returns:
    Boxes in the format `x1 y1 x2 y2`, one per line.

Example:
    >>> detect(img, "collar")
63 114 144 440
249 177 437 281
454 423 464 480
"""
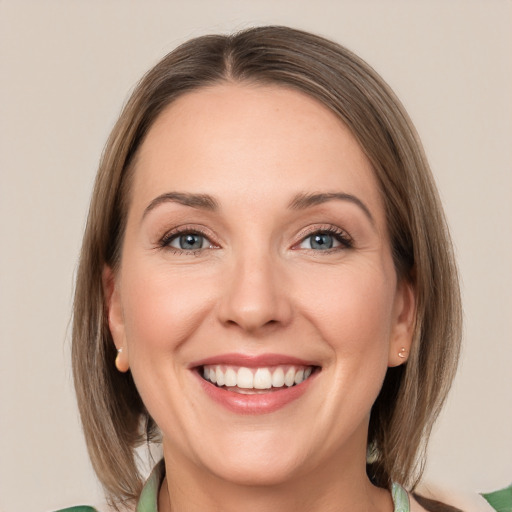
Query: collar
136 459 166 512
136 460 410 512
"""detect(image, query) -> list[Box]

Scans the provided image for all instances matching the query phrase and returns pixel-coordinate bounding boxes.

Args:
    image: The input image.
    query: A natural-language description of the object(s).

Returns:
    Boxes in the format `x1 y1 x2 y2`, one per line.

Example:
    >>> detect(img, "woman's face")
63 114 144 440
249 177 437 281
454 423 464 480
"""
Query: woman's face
106 83 414 486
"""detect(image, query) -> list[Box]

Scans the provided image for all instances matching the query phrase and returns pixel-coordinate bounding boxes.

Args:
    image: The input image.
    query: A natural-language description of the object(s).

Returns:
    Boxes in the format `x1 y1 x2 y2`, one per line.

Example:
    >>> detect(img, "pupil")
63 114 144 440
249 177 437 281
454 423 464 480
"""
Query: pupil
311 234 333 250
180 234 203 250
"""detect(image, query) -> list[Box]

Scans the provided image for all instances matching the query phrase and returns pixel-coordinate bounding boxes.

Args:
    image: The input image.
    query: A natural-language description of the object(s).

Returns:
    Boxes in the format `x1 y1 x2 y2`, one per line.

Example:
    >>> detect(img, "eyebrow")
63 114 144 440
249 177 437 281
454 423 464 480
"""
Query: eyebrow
142 190 374 225
288 192 375 224
143 192 218 219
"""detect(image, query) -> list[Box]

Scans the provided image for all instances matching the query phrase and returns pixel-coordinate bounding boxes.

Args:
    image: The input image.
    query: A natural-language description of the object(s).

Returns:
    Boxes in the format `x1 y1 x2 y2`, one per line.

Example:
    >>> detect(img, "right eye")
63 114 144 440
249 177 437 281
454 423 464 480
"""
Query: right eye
159 228 216 253
168 232 209 251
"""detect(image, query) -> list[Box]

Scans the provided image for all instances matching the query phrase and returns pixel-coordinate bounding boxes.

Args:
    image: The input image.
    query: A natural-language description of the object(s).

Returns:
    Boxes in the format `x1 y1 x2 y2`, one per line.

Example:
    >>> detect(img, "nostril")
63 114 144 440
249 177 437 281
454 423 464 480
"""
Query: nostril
222 316 281 333
216 263 293 332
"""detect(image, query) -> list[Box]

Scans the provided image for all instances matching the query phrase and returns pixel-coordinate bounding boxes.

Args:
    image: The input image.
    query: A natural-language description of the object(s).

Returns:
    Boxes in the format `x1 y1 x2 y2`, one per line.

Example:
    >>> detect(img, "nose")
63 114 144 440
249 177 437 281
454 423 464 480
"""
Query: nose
217 250 293 333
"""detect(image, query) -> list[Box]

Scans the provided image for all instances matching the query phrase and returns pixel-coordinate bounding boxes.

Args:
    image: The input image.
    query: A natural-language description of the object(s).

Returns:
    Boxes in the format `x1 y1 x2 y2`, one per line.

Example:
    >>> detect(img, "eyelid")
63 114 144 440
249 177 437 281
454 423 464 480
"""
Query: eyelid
158 224 220 252
155 223 352 254
292 224 353 250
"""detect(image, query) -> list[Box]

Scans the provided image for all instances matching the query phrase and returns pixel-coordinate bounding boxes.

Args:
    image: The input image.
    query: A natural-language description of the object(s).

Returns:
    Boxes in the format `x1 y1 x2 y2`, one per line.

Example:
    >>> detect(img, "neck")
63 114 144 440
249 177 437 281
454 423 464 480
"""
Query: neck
158 442 394 512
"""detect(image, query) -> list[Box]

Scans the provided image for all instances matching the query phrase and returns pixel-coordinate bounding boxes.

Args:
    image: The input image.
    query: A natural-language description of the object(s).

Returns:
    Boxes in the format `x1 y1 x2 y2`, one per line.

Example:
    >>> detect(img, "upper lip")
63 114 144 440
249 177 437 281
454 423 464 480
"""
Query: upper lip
189 353 320 369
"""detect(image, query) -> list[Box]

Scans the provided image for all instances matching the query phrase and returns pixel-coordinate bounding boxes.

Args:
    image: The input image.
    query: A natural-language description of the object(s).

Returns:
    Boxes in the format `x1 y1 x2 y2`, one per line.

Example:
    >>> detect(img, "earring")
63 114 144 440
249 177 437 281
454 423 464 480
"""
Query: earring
115 347 127 372
398 347 407 359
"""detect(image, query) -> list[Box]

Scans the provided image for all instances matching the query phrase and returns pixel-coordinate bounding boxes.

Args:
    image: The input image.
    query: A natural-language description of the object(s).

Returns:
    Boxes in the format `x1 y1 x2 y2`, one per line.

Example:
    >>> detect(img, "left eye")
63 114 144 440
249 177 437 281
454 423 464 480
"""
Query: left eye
299 232 342 250
168 233 209 251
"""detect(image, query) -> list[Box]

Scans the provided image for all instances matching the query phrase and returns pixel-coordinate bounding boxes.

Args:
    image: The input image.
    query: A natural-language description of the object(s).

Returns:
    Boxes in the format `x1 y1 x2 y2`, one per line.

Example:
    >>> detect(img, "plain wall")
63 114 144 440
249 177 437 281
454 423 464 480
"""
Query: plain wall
0 1 511 511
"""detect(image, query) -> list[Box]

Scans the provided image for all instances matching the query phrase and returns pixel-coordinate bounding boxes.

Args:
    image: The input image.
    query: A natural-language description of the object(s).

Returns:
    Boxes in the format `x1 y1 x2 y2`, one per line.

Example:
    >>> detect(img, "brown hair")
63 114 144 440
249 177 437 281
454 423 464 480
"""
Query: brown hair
72 25 462 507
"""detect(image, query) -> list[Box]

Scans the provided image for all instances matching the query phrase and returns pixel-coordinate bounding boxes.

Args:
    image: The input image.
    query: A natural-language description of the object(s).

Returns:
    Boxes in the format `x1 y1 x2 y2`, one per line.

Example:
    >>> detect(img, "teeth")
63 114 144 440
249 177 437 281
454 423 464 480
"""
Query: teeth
254 368 272 389
271 367 285 388
201 364 315 390
237 367 254 389
294 369 304 385
225 368 237 387
216 366 225 386
284 367 295 387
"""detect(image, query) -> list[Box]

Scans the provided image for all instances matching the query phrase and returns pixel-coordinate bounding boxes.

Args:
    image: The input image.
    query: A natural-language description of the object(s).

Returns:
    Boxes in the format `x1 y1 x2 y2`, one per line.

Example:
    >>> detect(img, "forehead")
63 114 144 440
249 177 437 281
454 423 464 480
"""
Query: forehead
131 83 384 222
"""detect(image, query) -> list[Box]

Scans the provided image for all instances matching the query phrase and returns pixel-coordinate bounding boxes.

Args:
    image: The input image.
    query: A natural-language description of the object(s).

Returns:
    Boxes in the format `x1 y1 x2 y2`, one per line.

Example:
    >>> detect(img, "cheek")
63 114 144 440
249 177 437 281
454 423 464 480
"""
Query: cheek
120 260 215 359
296 263 396 361
117 260 218 429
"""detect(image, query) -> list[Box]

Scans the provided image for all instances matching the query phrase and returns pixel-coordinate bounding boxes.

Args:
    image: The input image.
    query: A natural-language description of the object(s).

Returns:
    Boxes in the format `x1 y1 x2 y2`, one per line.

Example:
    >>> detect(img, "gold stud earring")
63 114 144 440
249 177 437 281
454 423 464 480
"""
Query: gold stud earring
398 347 407 359
115 347 127 372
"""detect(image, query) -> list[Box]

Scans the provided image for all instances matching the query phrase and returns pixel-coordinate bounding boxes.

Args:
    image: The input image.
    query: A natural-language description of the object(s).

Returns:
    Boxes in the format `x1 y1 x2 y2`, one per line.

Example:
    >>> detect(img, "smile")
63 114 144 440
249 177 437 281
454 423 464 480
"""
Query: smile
201 365 315 393
191 354 321 414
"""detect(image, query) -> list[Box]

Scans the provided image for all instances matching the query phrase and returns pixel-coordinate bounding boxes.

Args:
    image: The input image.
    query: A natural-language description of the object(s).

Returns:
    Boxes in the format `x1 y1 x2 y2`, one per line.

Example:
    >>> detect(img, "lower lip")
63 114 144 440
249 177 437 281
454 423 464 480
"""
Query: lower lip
194 370 317 415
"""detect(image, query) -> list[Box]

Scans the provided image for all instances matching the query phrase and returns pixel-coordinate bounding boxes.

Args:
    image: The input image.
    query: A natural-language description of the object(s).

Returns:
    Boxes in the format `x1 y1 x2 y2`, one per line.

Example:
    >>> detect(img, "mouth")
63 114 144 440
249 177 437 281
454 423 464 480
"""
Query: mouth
200 364 318 394
190 354 321 414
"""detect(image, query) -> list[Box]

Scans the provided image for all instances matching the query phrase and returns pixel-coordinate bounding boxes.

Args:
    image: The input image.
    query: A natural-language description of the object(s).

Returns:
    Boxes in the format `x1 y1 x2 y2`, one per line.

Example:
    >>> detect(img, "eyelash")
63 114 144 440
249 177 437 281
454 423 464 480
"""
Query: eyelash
157 225 353 255
158 226 215 255
294 225 353 251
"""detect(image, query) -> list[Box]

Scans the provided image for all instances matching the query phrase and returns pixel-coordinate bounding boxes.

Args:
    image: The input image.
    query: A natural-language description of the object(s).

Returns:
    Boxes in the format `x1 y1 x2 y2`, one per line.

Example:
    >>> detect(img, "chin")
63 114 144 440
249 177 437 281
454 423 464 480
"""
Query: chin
205 451 306 487
187 427 313 487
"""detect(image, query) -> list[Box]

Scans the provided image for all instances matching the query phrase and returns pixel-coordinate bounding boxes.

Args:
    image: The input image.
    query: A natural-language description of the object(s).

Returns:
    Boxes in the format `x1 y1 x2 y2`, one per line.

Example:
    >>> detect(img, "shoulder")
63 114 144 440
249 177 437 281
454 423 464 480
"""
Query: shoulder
53 502 121 512
53 507 100 512
413 482 502 512
409 495 430 512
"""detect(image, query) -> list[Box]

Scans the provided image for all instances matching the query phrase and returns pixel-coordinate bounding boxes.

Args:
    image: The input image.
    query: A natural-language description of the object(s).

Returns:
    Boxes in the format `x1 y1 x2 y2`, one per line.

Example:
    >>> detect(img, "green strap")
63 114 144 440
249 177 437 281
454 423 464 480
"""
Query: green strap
481 485 512 512
392 482 410 512
136 460 165 512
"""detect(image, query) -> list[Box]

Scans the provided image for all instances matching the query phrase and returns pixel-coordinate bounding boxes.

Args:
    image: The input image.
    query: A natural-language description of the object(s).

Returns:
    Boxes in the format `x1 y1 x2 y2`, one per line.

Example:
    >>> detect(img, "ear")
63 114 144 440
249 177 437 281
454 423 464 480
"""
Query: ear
102 266 130 372
388 277 416 367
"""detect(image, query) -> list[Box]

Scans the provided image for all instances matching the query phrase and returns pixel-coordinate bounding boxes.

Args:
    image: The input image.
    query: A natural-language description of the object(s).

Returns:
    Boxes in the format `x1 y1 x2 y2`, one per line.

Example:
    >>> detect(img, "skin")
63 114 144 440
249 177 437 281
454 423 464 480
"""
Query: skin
105 83 416 512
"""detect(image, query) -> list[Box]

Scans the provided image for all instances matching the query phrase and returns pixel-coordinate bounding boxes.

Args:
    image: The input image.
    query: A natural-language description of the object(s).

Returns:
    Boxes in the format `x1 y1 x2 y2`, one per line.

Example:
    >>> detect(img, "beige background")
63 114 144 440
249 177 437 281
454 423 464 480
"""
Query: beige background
0 1 511 511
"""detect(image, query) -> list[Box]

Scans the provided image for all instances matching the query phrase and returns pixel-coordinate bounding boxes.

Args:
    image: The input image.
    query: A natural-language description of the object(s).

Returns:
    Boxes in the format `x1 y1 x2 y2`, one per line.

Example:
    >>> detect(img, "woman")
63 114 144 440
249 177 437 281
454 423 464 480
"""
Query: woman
70 26 464 512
